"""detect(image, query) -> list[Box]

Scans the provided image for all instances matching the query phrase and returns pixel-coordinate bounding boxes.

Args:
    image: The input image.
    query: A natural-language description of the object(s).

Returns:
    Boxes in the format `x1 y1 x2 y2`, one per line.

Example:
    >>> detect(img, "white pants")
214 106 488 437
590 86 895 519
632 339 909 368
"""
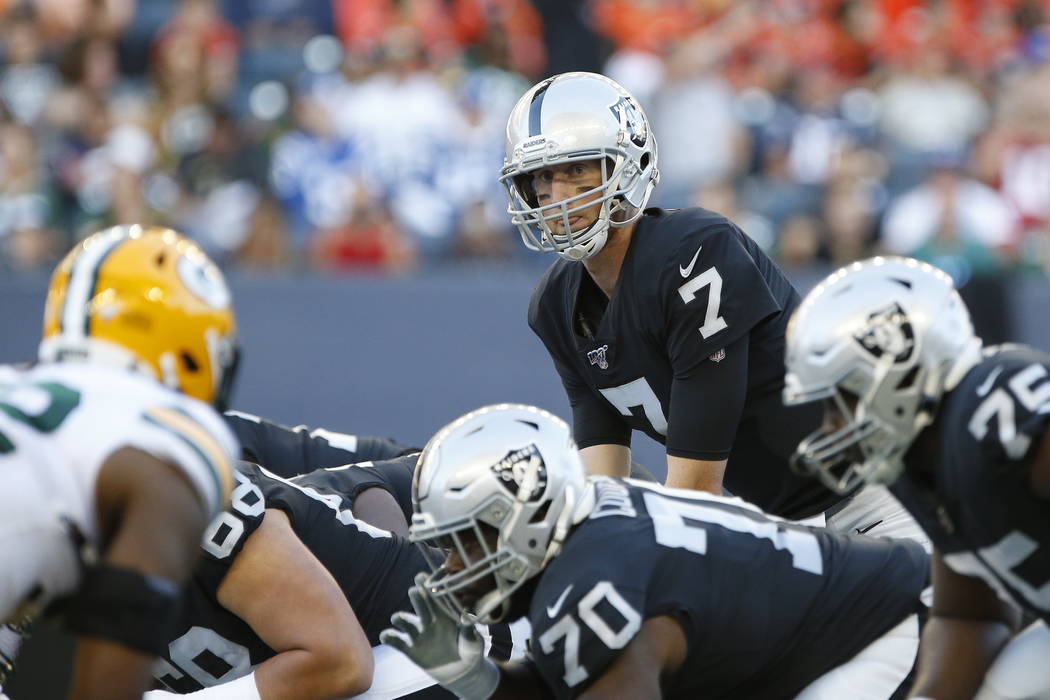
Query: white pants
0 473 80 625
975 620 1050 700
795 613 920 700
825 485 931 553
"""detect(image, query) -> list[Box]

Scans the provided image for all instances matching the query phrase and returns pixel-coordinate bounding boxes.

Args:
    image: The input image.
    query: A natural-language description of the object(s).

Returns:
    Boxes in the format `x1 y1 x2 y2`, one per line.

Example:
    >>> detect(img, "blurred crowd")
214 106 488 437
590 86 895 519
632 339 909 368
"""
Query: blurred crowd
0 0 1048 281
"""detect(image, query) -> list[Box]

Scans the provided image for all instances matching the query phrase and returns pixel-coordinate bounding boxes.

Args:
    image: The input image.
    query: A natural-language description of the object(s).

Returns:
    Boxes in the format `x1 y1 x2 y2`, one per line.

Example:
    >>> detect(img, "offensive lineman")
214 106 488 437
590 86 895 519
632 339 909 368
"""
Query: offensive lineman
783 256 1050 699
510 72 920 541
382 404 930 699
146 461 526 700
0 226 240 700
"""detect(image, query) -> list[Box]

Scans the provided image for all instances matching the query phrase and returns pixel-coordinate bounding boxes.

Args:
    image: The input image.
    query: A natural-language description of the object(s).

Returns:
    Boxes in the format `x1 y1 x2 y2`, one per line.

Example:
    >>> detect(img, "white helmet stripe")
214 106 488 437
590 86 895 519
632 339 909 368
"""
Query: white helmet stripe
60 227 130 339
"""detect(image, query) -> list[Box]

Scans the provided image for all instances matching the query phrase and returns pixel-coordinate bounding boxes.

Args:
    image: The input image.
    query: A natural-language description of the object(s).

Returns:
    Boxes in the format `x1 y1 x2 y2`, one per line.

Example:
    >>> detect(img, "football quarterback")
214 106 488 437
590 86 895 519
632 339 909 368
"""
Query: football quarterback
784 256 1050 699
1 225 240 700
382 404 930 699
512 72 924 549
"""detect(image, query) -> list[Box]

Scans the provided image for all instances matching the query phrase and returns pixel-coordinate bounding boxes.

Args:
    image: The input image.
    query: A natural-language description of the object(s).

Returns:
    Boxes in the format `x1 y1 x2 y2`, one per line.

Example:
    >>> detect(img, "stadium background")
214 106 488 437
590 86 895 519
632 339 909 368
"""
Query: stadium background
0 0 1049 696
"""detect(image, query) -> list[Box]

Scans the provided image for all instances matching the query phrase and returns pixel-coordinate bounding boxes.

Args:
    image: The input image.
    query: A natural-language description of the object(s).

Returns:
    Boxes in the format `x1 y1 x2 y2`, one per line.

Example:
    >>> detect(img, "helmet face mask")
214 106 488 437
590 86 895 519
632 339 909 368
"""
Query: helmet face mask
784 257 982 495
410 404 586 624
39 225 239 408
501 73 659 261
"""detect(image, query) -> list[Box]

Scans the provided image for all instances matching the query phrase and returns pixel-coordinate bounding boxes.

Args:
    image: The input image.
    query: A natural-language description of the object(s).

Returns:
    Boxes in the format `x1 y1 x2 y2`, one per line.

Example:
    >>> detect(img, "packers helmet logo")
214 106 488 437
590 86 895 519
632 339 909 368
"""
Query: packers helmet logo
177 254 231 310
853 302 915 364
491 444 548 502
609 96 647 148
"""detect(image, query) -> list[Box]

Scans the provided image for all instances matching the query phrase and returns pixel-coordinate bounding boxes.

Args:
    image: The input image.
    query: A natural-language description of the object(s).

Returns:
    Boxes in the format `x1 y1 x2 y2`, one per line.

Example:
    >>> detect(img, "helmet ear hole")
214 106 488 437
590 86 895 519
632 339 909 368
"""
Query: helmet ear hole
896 365 920 391
181 351 200 373
155 253 166 268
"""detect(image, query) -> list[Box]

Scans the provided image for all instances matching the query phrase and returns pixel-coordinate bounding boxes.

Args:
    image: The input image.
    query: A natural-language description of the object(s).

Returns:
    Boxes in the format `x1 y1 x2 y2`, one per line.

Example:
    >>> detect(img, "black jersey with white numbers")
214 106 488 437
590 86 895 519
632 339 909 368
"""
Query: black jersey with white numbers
224 410 418 478
153 462 425 693
528 208 833 519
893 345 1050 621
528 478 928 700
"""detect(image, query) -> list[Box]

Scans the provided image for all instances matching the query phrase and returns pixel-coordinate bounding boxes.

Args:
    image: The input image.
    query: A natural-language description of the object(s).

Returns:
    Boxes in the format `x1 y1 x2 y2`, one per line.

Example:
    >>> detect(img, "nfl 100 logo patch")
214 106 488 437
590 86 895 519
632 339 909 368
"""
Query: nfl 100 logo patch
587 344 610 370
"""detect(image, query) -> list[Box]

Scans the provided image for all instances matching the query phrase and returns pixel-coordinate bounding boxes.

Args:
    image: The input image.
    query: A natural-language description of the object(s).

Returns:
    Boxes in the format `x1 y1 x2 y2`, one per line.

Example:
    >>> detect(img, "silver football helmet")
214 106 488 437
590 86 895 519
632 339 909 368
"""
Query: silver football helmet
410 404 586 624
783 257 982 494
500 72 659 261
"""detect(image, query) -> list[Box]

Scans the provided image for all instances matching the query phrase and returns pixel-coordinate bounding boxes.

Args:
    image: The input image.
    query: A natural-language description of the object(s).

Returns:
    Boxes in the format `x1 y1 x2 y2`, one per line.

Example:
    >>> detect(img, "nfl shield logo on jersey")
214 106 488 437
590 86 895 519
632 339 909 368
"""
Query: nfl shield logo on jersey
587 344 610 370
709 348 726 363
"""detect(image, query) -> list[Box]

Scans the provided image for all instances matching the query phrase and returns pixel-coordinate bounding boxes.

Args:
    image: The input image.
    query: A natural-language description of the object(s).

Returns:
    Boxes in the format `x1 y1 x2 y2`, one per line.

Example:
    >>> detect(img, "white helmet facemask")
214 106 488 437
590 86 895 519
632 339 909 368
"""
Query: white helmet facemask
500 72 659 262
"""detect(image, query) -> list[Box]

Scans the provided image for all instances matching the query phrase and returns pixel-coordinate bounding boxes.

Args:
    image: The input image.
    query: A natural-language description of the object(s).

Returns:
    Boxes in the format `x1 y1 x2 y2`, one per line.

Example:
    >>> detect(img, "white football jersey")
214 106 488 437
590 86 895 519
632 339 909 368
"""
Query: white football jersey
0 362 238 624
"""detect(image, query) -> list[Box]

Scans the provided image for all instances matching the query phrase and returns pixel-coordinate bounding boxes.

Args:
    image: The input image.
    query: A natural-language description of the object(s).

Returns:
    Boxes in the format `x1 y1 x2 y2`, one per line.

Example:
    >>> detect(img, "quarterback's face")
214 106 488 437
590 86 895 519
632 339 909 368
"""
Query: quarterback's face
531 160 605 234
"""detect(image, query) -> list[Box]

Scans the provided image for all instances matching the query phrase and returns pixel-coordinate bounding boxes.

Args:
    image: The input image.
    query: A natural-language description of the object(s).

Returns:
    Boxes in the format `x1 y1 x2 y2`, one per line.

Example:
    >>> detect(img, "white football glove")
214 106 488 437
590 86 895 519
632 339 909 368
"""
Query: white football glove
380 573 500 700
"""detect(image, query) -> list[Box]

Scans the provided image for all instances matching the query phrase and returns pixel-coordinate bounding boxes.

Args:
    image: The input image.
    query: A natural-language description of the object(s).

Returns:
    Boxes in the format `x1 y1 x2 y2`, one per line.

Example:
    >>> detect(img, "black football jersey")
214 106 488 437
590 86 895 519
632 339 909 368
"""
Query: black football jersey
153 462 425 693
528 478 928 700
290 454 418 525
224 410 418 477
528 208 834 519
892 344 1050 621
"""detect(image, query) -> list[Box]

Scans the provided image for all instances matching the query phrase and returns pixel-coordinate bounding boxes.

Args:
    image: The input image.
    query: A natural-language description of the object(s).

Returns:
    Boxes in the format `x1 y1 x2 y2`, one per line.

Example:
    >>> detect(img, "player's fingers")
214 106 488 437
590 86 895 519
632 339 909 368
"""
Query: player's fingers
410 573 438 624
379 628 412 653
388 610 424 636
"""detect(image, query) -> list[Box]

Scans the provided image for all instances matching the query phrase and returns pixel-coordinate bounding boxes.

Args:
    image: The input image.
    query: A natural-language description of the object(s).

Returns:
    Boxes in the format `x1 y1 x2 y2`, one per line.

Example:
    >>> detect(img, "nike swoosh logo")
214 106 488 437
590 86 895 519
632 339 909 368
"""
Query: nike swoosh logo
679 244 702 278
977 367 1003 397
854 520 883 536
546 585 573 618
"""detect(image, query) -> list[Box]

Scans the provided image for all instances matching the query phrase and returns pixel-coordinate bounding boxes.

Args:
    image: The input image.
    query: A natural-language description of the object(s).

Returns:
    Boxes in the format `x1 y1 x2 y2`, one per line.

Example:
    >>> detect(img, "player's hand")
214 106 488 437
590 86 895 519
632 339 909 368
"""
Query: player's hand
380 573 500 699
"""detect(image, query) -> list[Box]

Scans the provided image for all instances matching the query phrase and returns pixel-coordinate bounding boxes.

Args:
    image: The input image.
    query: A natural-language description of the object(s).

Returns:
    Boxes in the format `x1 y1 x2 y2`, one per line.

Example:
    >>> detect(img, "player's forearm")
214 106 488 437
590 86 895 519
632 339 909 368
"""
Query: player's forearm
909 615 1013 700
67 638 155 700
664 455 726 494
579 444 630 478
253 647 372 700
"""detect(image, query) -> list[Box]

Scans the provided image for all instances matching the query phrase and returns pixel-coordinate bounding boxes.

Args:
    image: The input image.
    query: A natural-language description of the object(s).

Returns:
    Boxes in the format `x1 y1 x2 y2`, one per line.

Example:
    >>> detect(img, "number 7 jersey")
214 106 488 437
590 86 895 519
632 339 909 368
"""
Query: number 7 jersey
0 362 238 623
527 478 928 699
528 207 838 520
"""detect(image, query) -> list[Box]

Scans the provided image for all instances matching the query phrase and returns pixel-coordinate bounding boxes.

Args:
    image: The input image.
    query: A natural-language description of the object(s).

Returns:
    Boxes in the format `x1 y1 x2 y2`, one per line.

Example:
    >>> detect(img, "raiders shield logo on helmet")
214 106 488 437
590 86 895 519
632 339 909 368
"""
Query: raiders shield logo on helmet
853 302 915 364
490 444 548 502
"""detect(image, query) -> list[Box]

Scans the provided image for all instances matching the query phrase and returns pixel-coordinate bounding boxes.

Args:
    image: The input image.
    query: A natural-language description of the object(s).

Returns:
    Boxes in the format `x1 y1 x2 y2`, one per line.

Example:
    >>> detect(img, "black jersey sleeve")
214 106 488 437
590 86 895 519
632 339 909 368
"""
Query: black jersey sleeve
665 332 749 460
556 355 633 449
194 465 269 594
661 223 782 376
224 410 416 477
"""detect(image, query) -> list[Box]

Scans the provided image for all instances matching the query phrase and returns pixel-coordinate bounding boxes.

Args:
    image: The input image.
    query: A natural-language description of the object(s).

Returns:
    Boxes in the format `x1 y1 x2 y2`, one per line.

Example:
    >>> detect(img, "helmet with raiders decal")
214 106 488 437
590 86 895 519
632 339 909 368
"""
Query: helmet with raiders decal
783 256 982 494
409 404 586 624
500 72 659 261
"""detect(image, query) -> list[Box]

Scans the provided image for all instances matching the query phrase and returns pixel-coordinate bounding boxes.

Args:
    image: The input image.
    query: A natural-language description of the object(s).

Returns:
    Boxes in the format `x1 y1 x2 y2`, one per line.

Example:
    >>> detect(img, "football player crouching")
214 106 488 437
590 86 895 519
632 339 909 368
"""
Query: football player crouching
382 404 931 700
144 460 528 700
0 226 240 700
783 256 1050 700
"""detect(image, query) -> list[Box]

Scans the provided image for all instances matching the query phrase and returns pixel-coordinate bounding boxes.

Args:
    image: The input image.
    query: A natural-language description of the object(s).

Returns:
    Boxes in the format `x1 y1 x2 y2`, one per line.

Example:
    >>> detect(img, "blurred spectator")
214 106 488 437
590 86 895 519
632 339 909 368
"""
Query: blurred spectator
0 121 59 269
0 6 59 126
878 42 989 193
881 159 1016 276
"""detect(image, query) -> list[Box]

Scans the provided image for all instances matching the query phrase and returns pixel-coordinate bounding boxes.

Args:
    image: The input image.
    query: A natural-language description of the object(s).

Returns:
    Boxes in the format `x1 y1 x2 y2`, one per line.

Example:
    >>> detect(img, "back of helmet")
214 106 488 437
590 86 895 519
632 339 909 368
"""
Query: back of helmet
39 225 239 410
